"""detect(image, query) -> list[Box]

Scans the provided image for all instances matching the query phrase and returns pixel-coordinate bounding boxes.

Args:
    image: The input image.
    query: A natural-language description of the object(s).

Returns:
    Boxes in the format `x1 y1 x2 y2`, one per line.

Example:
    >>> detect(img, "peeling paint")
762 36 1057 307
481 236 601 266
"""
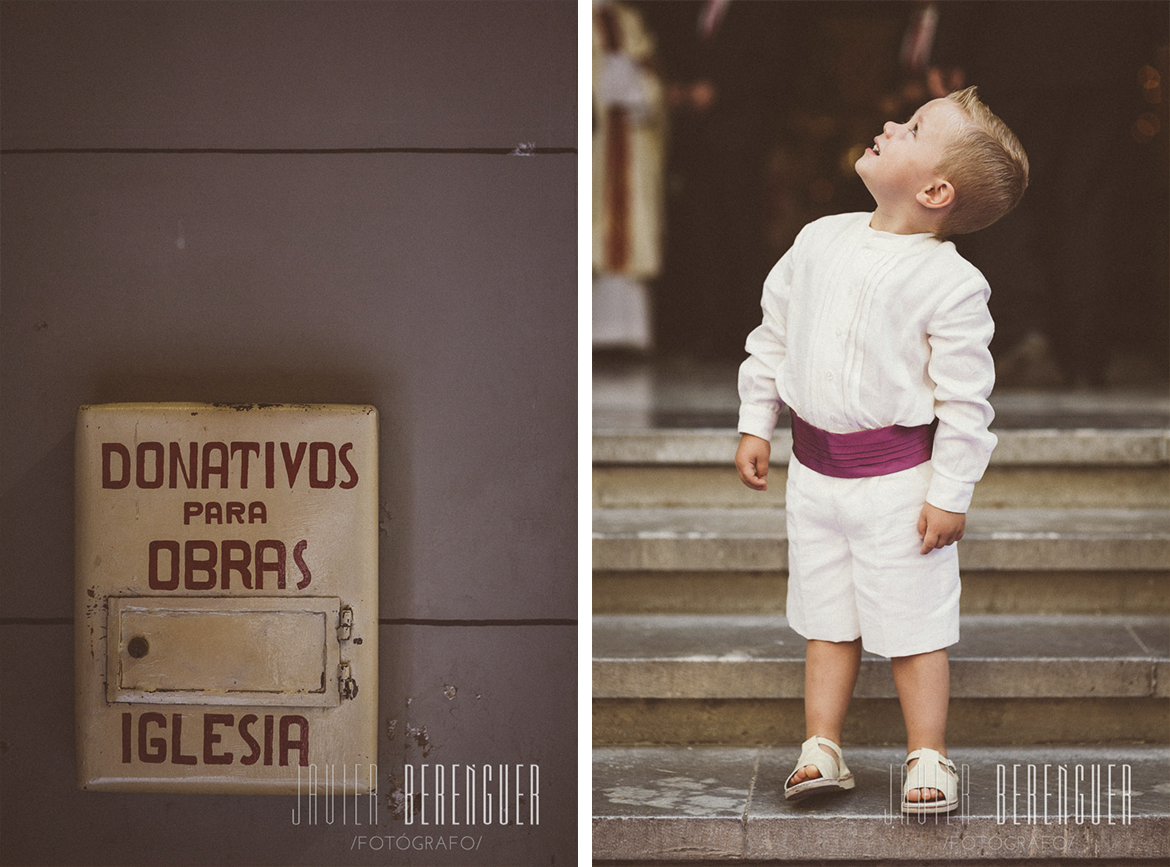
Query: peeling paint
386 773 407 821
443 684 457 701
386 718 398 741
405 725 432 757
210 403 283 412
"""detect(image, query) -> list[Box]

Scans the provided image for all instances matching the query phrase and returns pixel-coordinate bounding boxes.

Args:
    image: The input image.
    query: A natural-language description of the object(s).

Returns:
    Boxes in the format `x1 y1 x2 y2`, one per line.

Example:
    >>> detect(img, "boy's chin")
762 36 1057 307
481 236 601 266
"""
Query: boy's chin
854 164 876 196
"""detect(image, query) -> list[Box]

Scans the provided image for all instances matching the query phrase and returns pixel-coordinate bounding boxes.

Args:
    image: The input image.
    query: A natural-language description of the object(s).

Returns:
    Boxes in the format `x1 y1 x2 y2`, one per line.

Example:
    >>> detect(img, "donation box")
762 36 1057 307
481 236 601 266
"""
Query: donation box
74 403 379 793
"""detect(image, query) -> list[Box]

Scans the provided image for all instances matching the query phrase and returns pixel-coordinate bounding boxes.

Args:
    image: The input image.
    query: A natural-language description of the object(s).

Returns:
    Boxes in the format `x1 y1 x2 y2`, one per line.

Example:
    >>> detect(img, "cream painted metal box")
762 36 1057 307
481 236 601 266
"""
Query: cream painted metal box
75 403 379 793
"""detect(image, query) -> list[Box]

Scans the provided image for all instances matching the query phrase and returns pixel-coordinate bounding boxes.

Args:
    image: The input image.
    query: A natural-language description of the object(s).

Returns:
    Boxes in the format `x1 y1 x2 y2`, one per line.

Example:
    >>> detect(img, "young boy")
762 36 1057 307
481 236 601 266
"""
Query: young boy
734 87 1027 813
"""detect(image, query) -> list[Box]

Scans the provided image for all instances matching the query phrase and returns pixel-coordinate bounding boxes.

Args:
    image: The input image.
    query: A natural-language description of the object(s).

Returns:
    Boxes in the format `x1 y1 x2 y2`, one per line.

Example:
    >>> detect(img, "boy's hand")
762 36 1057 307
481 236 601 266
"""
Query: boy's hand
917 503 966 555
735 434 771 491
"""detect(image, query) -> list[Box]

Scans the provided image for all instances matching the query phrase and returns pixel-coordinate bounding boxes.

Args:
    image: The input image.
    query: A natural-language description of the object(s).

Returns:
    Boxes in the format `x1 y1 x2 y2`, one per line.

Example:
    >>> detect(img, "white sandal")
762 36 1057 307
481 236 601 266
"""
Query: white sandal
783 736 855 801
901 748 959 814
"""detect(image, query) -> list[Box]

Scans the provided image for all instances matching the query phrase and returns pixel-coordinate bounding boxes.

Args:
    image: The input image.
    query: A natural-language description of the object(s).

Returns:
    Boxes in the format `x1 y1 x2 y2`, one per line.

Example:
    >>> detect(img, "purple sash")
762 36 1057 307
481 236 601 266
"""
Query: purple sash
790 411 936 478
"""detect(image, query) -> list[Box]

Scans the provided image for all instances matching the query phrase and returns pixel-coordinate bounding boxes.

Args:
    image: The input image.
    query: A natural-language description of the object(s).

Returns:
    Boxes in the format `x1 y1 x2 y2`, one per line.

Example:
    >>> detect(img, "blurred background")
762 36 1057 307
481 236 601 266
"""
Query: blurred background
593 0 1169 392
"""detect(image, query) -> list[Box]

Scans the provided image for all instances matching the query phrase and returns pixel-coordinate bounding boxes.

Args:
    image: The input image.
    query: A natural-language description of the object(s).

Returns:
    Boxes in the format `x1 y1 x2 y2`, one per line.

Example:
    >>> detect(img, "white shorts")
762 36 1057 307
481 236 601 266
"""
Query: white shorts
785 452 961 658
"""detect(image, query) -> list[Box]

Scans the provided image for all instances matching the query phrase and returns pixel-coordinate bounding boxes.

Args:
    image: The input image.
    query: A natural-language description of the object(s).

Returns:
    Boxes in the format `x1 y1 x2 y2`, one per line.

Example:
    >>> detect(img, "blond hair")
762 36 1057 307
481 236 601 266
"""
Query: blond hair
935 86 1029 237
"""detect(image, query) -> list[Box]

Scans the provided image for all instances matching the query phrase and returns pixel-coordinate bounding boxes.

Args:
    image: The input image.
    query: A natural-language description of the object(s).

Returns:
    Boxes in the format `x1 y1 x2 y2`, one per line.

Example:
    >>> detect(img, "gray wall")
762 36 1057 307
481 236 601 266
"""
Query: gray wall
0 2 577 864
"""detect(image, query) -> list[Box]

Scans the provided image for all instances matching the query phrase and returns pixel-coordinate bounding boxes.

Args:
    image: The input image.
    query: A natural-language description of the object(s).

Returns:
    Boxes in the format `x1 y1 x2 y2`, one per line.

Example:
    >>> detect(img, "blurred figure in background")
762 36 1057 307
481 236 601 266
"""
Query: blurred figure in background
906 1 1169 387
593 0 667 355
640 0 806 360
599 1 1167 387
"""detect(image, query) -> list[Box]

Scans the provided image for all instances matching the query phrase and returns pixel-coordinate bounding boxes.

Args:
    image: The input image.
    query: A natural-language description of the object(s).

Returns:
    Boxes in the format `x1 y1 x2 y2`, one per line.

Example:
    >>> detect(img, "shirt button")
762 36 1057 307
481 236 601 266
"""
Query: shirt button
826 371 834 380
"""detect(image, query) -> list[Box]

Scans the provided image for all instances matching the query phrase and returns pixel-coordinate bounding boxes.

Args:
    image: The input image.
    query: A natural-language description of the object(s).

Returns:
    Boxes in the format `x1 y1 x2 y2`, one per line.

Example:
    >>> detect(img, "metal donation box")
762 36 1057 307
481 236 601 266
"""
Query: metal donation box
74 403 378 793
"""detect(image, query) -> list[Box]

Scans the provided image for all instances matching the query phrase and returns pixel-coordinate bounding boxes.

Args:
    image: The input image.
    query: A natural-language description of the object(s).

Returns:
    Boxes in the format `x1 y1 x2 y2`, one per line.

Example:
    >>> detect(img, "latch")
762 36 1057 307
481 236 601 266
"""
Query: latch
339 662 359 700
337 605 354 641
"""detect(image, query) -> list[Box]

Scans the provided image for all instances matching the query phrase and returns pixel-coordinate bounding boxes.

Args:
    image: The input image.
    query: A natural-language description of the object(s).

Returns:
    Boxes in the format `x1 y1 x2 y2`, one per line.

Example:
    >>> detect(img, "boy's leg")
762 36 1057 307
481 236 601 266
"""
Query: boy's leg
891 648 950 802
790 637 862 784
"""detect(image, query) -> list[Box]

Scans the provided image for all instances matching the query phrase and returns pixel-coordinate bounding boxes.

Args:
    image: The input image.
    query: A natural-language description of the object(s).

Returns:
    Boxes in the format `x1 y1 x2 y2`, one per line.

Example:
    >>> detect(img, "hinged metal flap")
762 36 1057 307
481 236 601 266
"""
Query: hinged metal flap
106 596 342 708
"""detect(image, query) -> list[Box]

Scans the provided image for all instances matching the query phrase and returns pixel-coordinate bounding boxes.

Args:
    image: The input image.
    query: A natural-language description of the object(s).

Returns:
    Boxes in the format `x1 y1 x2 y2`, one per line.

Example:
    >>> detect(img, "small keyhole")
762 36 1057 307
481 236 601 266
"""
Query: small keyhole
127 637 150 659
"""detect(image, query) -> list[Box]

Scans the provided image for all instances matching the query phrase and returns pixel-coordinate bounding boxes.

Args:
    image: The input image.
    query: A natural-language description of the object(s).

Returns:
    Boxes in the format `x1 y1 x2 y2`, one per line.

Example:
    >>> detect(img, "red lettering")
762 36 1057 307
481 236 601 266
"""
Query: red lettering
149 538 317 590
264 715 275 766
265 442 276 488
230 442 260 488
255 541 286 590
239 714 261 765
205 502 223 524
184 540 218 590
226 501 245 523
248 501 267 523
102 443 131 489
123 712 307 765
280 442 307 488
139 712 167 763
309 442 336 488
203 714 234 765
293 540 311 590
169 441 198 489
183 502 202 525
221 540 251 590
136 443 164 488
122 712 132 763
171 714 198 765
201 441 229 489
339 442 359 489
148 541 180 590
279 715 310 767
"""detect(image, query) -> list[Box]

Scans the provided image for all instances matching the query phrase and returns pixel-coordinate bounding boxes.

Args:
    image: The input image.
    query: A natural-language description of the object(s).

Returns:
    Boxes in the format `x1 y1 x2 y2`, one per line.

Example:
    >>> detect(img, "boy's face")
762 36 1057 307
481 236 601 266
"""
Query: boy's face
855 97 966 206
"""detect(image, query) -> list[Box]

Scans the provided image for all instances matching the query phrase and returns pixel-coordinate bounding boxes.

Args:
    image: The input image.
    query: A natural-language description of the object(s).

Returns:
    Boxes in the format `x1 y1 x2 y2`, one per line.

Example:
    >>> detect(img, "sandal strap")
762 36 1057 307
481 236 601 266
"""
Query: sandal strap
904 748 956 774
903 748 957 793
789 735 843 782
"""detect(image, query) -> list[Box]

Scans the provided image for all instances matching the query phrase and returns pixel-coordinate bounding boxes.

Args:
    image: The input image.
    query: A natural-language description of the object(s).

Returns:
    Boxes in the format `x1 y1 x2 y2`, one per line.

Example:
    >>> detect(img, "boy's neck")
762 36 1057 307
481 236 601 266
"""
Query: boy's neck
868 204 941 236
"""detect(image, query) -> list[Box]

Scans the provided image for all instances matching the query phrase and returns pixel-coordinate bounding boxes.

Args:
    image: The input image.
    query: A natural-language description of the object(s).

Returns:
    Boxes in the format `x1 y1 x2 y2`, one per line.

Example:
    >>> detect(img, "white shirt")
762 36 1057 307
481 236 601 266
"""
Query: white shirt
738 212 997 513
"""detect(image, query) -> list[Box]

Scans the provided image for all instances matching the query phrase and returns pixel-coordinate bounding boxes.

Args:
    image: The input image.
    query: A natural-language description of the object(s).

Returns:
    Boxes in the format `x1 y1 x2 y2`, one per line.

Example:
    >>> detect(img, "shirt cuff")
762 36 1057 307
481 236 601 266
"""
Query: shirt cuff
738 404 780 442
926 471 975 514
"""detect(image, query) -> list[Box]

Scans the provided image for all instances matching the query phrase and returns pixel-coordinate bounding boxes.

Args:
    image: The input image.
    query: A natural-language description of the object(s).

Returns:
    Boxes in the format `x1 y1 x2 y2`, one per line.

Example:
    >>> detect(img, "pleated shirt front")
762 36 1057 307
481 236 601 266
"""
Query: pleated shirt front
738 211 997 513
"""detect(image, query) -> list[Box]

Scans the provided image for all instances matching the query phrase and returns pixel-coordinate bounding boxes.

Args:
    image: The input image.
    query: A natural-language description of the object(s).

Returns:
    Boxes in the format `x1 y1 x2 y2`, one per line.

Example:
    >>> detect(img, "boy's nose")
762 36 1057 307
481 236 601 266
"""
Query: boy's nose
883 120 898 136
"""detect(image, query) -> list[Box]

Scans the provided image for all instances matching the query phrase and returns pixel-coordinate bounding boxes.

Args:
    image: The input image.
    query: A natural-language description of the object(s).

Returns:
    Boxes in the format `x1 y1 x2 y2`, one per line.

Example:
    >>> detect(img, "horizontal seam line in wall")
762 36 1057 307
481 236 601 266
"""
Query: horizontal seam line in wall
0 147 577 155
1 617 577 626
381 618 576 627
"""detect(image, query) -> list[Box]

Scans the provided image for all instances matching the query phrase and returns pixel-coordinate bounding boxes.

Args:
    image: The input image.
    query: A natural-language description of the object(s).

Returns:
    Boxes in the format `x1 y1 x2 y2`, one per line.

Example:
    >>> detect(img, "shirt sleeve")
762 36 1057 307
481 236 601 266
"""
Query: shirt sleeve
925 277 998 513
737 244 796 441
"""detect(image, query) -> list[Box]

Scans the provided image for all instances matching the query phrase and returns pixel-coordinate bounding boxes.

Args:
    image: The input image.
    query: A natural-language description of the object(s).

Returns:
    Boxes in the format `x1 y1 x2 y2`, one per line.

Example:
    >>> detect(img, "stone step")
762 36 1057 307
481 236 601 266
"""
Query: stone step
592 507 1170 573
592 744 1170 862
593 614 1170 700
594 694 1170 747
593 614 1170 746
593 428 1170 509
593 428 1170 466
592 569 1170 616
593 464 1170 509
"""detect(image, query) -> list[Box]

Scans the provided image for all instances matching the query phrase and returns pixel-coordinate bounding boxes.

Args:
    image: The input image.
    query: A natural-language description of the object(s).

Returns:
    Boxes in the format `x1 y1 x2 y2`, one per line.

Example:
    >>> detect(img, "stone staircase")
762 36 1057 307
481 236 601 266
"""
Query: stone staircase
592 386 1170 863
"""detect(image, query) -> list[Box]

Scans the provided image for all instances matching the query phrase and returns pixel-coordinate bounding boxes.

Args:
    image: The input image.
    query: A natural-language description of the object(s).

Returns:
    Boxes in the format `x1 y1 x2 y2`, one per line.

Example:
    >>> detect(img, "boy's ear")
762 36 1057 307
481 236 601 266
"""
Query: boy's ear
917 179 955 210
